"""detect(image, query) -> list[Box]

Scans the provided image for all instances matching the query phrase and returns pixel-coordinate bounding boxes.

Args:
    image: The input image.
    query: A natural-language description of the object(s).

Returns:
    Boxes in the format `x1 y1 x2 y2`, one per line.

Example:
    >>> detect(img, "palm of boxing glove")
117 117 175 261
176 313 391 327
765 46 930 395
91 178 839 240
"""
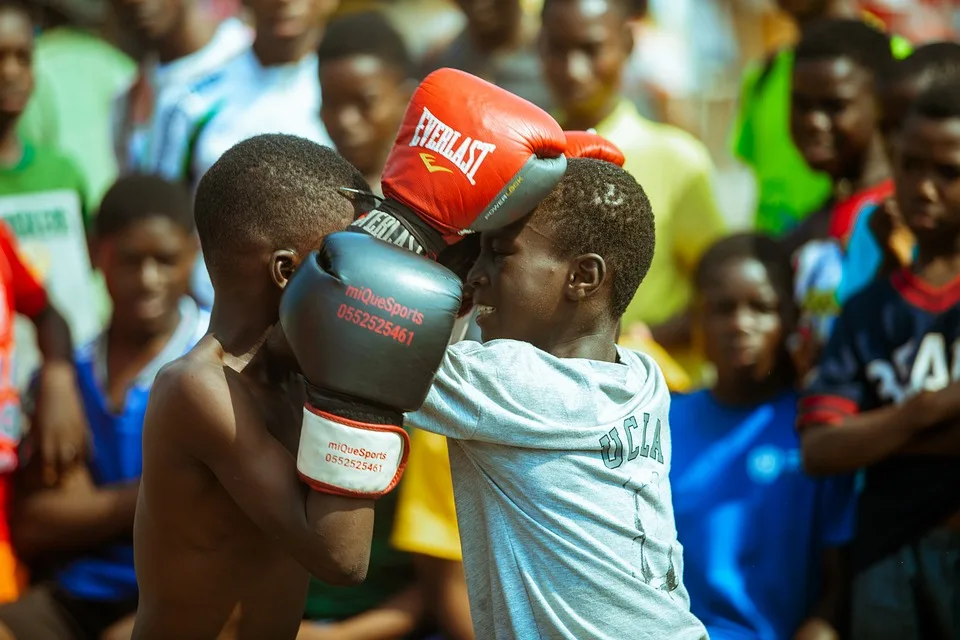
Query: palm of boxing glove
351 68 567 258
564 130 626 167
280 231 462 498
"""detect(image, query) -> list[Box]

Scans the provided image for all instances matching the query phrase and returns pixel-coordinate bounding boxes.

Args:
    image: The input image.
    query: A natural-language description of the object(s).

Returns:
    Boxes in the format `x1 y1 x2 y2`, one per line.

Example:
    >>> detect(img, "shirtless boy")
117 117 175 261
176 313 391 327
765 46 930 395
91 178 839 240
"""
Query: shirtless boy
132 135 375 639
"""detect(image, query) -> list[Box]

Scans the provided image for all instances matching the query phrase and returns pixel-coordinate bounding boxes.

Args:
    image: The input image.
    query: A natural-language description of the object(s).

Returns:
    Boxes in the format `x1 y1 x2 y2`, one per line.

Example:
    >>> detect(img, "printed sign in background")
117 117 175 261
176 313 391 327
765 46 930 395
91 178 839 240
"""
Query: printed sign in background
0 190 106 390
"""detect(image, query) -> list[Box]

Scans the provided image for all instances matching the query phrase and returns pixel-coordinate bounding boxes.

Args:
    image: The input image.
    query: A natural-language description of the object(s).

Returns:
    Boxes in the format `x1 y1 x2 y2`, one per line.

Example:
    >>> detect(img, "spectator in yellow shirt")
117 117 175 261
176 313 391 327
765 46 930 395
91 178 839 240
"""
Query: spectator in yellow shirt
537 0 727 381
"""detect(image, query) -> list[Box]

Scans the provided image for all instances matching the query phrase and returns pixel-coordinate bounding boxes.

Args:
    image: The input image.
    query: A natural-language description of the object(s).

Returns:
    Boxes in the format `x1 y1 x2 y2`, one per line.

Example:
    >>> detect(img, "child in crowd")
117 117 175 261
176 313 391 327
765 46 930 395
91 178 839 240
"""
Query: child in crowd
785 19 896 375
538 0 726 380
0 0 106 394
670 233 855 640
111 0 251 179
317 11 415 196
786 18 895 256
732 0 911 237
405 158 707 639
0 1 88 605
0 175 206 640
799 81 960 640
839 41 960 302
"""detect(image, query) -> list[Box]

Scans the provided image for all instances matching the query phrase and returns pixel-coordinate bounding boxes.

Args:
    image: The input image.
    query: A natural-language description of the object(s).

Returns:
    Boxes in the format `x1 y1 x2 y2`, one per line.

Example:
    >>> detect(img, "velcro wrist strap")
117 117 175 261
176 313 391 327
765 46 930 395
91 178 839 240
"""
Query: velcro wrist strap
297 406 410 499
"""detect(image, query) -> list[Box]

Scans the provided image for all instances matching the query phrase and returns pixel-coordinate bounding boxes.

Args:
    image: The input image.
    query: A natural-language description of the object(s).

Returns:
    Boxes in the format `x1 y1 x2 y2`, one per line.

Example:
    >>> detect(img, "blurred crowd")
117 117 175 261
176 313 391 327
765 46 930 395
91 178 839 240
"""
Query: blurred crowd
0 0 953 638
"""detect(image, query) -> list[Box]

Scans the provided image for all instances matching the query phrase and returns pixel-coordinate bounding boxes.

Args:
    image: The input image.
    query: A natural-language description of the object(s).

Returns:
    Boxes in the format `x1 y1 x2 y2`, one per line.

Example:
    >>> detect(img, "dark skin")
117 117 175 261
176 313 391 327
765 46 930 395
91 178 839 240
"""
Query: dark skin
698 257 842 640
467 212 617 362
10 216 197 559
107 0 216 64
319 56 412 191
791 58 889 193
248 0 338 67
0 7 87 480
412 556 474 640
454 0 524 52
539 0 632 133
776 0 859 24
800 113 960 476
784 57 890 254
132 202 375 639
865 78 927 276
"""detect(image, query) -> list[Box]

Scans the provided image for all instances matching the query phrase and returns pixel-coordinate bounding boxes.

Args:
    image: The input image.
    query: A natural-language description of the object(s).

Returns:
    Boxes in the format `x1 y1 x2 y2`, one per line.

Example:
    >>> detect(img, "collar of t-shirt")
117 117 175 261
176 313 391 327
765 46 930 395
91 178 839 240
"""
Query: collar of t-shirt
91 295 206 391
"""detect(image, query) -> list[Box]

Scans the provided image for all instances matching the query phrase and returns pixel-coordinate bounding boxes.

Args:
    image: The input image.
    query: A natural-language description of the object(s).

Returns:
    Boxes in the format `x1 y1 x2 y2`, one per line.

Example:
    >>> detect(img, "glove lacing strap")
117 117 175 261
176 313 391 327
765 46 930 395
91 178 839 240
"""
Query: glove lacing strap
348 193 448 260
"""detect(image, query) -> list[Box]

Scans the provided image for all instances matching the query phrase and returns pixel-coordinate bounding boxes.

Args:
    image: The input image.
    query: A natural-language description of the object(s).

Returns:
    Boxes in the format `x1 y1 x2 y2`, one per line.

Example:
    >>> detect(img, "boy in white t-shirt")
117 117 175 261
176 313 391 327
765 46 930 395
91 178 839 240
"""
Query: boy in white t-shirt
110 0 251 175
405 158 707 640
186 0 338 185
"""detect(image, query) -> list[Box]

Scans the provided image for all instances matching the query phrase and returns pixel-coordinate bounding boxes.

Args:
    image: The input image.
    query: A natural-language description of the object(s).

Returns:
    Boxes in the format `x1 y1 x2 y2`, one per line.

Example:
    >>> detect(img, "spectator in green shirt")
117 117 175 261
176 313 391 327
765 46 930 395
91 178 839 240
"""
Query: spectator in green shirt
17 1 135 212
732 0 910 237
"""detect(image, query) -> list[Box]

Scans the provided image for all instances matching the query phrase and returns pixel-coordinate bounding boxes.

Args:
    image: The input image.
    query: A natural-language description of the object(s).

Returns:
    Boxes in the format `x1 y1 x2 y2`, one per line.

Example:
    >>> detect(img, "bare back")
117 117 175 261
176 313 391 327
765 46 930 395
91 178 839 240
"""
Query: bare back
133 336 311 639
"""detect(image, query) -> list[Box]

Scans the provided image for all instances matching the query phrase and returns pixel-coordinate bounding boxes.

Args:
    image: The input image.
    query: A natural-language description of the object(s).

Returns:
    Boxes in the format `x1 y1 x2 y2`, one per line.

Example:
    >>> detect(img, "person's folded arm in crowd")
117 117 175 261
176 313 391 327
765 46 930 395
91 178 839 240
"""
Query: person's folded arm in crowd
897 380 960 456
296 584 424 640
796 307 953 476
414 554 474 640
31 304 89 482
10 450 138 559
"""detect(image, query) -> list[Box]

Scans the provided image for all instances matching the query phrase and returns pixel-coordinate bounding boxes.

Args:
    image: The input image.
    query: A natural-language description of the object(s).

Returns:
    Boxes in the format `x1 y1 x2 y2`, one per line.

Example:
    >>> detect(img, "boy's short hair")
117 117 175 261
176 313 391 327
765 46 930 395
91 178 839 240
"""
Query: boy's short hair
194 134 369 277
96 174 195 238
317 11 412 78
532 157 654 318
694 233 794 314
541 0 630 19
794 19 893 79
881 41 960 91
911 80 960 122
0 0 34 28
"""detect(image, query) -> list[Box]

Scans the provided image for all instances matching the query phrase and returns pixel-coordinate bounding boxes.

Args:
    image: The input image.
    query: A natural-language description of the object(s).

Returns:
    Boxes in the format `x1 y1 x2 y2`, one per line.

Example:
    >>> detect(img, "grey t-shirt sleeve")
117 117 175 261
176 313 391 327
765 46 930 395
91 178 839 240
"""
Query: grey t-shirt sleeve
405 341 484 440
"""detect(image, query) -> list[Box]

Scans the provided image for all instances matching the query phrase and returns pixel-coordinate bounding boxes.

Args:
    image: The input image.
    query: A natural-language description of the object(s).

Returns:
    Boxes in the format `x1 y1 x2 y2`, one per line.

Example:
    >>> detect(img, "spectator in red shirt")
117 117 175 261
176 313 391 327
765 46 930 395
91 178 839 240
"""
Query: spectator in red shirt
0 220 85 604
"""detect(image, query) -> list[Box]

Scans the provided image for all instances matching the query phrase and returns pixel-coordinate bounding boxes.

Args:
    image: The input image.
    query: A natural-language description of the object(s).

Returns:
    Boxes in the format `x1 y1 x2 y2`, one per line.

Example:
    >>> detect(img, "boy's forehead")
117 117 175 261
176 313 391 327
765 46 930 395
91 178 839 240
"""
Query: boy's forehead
794 57 869 86
902 114 960 151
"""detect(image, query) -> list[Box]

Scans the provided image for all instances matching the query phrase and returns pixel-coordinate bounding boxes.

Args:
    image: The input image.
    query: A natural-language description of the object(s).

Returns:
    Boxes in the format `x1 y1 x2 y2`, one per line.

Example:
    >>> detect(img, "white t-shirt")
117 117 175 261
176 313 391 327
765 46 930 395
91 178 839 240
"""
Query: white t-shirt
113 17 252 175
407 340 707 640
189 49 333 182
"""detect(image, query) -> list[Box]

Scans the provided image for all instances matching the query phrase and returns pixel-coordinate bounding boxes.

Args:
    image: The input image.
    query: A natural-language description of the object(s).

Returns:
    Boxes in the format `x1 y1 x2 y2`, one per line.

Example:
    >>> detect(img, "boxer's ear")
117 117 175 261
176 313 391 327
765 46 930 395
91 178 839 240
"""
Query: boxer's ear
270 250 300 290
565 253 606 303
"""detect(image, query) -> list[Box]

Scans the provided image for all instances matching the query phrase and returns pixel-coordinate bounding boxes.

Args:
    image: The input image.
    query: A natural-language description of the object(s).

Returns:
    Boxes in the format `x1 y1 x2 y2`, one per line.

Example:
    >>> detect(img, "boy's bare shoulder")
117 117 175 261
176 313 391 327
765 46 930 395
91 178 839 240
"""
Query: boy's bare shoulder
147 337 243 460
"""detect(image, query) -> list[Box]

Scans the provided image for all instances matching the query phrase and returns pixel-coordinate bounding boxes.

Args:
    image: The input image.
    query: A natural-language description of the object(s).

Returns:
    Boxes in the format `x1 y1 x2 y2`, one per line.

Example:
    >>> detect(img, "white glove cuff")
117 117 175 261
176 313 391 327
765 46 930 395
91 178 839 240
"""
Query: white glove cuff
297 406 409 499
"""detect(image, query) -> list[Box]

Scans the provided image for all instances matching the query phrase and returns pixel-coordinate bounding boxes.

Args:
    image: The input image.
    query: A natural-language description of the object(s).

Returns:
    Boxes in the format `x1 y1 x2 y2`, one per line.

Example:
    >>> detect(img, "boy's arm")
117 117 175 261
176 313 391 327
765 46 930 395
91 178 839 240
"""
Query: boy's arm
795 473 857 638
794 549 844 640
797 310 939 475
404 345 482 441
11 458 138 558
414 555 474 640
297 584 424 640
898 387 960 456
0 223 89 478
153 362 374 586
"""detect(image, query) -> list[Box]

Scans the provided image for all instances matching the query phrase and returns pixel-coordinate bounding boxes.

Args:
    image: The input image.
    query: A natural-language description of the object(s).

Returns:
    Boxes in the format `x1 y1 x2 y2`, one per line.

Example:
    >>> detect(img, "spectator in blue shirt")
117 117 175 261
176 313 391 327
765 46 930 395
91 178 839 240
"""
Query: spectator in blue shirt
670 233 857 640
0 175 208 640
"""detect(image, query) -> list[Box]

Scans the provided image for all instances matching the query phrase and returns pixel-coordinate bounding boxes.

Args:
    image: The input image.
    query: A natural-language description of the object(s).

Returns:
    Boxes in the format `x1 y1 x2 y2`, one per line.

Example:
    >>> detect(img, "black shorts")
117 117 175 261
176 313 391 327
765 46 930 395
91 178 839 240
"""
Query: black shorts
0 583 137 640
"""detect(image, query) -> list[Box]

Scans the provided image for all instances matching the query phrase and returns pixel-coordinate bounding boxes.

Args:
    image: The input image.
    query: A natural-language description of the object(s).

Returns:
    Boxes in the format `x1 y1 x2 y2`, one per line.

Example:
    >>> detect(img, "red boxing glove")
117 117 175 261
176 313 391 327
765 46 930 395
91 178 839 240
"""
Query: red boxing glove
564 130 626 167
352 69 567 259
